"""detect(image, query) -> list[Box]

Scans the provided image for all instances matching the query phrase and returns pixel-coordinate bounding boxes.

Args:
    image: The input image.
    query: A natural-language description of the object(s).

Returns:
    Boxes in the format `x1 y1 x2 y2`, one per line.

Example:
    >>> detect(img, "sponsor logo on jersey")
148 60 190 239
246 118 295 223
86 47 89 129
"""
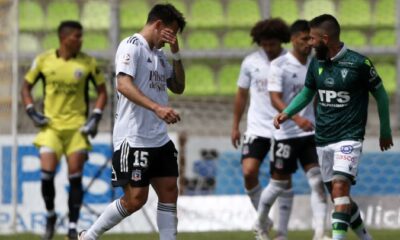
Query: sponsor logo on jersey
149 70 166 91
121 54 130 65
370 67 377 80
132 169 142 181
341 69 348 80
74 69 83 79
340 145 354 154
318 90 350 107
324 78 334 87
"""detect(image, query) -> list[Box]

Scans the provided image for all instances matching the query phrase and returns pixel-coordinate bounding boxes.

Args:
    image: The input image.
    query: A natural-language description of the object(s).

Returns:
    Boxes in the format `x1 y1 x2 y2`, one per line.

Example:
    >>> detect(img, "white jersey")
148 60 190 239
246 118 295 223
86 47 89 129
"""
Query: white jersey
268 52 314 140
237 49 285 138
113 33 173 150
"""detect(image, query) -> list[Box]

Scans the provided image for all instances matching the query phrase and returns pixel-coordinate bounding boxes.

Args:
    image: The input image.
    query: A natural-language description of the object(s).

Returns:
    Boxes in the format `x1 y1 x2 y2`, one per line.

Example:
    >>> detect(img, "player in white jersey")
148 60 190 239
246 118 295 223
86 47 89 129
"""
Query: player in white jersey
230 18 293 239
78 4 186 240
254 20 331 240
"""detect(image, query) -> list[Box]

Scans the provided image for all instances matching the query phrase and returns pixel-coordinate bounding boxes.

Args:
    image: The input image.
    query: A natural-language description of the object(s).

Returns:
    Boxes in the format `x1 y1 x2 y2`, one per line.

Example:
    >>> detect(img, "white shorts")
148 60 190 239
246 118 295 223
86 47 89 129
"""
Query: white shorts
316 140 363 183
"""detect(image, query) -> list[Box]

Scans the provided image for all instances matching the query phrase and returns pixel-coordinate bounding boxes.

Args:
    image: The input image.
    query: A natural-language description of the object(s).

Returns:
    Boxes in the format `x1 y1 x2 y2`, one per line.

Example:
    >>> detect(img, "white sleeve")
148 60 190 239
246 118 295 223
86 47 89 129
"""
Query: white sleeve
237 59 251 89
161 51 174 78
115 40 140 78
267 63 284 92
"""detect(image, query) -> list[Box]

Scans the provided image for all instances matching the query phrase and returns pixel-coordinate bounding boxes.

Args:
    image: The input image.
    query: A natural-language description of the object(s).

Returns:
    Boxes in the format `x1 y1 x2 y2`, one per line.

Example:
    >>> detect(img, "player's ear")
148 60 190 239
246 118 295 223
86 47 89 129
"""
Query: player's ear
154 20 164 31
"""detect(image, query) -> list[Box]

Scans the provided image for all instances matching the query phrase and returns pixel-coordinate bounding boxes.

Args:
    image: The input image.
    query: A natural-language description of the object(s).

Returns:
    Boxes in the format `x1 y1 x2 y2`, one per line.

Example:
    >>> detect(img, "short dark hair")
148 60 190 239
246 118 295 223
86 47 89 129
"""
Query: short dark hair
147 3 186 33
309 14 340 39
57 20 83 38
290 19 310 36
250 18 290 44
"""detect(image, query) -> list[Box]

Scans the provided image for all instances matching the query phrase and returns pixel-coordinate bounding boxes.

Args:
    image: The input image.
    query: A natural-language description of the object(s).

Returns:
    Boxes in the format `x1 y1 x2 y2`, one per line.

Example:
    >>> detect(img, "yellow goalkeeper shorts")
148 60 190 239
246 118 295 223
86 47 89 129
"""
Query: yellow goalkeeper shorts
33 126 91 159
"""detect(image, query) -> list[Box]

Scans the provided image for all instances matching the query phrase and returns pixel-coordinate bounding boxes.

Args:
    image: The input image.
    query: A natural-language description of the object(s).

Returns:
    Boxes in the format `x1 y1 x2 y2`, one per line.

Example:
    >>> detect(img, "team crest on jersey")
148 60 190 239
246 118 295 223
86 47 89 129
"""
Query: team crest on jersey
132 169 142 181
74 69 83 79
324 78 334 87
341 69 348 80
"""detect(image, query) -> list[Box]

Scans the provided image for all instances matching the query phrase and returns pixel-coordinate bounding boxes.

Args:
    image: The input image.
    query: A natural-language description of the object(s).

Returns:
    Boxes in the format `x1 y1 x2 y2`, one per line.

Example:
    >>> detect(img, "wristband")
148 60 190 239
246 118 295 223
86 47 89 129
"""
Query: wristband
172 51 181 61
93 108 103 114
26 103 34 110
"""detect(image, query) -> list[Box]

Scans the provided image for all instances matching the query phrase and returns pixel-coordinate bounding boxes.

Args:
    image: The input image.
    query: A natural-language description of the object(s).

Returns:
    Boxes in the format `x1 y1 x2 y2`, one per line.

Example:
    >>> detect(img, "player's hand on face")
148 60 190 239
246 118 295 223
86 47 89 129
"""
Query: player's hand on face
292 116 314 131
231 128 241 149
154 105 180 124
273 113 289 129
161 28 177 46
379 137 393 151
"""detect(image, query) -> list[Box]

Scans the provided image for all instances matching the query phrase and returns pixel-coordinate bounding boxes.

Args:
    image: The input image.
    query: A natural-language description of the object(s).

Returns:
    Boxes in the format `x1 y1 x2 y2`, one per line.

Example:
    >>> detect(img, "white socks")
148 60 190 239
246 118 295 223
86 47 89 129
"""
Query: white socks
306 167 328 237
257 179 289 225
246 184 262 210
84 199 129 240
157 202 178 240
276 188 293 237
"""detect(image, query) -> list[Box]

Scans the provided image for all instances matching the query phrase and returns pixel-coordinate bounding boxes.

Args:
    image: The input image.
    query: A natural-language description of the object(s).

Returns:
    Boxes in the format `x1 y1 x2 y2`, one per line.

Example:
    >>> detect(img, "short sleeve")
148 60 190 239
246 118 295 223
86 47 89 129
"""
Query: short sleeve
237 59 251 89
360 58 383 92
304 58 317 90
89 57 105 86
24 56 42 84
115 39 141 78
267 63 284 92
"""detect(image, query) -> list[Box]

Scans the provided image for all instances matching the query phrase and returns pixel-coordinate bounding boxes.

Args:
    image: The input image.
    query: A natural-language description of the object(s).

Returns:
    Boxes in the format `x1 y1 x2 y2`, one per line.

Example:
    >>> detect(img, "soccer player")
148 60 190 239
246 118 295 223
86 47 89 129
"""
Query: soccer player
230 18 293 237
21 21 107 240
274 14 393 240
78 4 185 240
254 20 329 240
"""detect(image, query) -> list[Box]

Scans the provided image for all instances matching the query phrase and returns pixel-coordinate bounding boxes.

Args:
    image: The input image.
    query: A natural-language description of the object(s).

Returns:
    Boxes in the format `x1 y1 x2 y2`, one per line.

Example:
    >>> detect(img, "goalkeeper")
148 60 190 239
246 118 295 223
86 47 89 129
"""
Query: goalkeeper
20 20 107 240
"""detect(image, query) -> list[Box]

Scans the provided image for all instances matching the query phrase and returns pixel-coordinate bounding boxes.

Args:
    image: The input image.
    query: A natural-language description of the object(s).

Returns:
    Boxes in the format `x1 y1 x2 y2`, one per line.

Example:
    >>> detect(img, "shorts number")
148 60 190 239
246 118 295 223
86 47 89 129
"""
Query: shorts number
276 143 291 159
133 150 149 168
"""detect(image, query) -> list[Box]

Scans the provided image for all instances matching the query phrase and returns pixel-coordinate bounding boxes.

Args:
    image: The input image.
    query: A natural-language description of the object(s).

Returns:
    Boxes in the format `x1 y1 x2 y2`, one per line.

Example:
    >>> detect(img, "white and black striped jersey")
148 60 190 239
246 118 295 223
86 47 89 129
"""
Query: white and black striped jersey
268 52 314 140
113 33 174 150
237 49 286 139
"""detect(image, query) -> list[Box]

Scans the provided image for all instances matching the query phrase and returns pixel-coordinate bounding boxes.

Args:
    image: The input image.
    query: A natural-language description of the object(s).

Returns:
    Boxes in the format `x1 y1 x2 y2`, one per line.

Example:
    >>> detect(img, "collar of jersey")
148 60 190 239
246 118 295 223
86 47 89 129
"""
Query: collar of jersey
287 51 312 66
134 33 152 52
330 42 347 62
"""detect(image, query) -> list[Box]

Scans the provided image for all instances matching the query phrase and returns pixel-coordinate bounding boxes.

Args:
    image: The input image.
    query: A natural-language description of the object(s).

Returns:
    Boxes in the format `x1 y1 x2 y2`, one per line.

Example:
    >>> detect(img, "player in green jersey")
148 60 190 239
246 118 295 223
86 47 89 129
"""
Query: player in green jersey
273 14 393 240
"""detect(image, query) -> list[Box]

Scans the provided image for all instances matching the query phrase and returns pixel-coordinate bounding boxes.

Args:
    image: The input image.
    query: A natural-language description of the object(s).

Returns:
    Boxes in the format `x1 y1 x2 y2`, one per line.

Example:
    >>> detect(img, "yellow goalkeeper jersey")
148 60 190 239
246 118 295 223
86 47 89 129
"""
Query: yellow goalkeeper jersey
25 50 105 130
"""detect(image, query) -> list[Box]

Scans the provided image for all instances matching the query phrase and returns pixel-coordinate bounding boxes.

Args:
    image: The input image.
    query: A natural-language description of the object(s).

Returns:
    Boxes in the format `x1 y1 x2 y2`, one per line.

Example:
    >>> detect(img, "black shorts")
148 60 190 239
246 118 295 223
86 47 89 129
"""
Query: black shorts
111 140 178 187
271 135 318 174
241 134 271 163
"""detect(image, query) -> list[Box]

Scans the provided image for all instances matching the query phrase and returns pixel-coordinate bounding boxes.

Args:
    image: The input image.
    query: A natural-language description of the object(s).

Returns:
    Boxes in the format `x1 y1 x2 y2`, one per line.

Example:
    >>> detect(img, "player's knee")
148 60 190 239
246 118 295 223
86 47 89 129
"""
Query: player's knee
331 176 351 198
306 167 325 193
121 193 148 213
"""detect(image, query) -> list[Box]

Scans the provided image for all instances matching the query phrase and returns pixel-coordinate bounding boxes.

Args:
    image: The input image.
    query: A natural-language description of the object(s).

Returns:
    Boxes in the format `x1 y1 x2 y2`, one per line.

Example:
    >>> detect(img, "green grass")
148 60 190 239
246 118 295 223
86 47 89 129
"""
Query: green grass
1 230 400 240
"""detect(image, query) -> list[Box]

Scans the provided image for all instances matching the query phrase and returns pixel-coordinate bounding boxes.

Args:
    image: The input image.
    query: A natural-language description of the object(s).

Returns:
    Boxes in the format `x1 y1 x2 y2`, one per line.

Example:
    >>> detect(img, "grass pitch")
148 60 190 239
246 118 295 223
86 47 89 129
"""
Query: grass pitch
1 229 399 239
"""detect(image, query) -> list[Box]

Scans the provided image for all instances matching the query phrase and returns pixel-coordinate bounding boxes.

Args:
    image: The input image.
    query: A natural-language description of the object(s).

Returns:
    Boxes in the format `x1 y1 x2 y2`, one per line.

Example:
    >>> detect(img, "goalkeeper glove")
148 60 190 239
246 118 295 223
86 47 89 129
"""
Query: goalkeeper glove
26 104 49 127
80 108 102 138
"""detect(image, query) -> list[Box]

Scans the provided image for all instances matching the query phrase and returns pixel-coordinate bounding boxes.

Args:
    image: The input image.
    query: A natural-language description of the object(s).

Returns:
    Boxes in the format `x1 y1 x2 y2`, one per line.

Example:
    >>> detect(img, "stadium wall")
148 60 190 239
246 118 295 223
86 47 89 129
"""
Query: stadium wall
1 134 400 234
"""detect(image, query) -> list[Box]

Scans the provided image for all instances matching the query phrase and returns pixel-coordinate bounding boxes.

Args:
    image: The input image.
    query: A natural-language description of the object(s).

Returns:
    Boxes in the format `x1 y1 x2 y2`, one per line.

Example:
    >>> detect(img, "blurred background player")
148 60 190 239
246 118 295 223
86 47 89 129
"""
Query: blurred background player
20 20 107 240
254 19 329 240
274 14 393 240
230 18 293 238
78 3 185 240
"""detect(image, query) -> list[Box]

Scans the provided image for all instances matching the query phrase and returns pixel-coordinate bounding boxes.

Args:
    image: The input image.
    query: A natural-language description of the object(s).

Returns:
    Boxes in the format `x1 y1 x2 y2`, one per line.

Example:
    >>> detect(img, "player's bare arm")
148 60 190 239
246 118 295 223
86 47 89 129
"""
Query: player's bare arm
21 80 34 106
164 28 185 94
231 87 248 148
270 91 314 131
117 72 180 124
94 84 107 110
